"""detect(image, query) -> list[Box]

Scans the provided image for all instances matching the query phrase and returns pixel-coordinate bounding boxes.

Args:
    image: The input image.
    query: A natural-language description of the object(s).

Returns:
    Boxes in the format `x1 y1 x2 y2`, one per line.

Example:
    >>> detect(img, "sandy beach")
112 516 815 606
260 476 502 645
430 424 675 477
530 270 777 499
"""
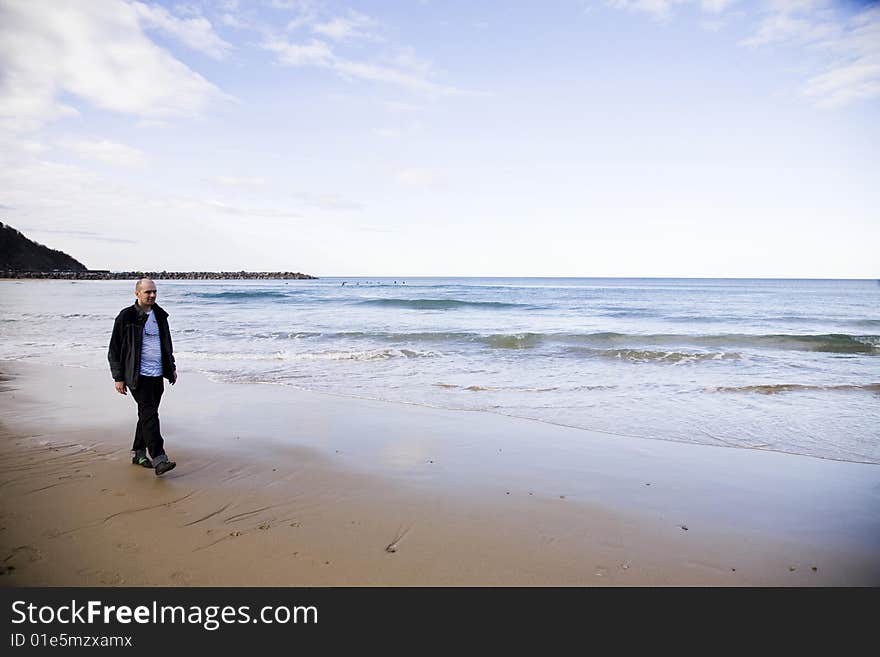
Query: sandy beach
1 360 878 586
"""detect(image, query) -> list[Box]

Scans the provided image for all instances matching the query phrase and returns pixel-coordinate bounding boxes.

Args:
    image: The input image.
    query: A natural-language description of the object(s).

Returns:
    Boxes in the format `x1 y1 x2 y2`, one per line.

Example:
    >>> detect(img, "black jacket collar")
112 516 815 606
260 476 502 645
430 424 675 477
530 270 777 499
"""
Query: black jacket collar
133 302 168 320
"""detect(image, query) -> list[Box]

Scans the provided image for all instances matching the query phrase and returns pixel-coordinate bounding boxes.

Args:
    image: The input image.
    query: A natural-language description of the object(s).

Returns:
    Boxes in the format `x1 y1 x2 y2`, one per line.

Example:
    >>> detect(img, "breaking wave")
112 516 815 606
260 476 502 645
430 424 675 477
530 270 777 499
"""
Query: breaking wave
713 383 880 394
483 333 544 349
234 330 879 354
177 348 439 362
494 332 878 353
434 383 560 392
564 347 740 363
185 290 292 300
356 298 527 310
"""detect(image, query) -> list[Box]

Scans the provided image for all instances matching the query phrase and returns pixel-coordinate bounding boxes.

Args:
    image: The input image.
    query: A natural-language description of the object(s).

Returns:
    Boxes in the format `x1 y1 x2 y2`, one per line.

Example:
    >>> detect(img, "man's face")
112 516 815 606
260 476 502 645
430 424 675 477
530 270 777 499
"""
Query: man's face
135 280 157 308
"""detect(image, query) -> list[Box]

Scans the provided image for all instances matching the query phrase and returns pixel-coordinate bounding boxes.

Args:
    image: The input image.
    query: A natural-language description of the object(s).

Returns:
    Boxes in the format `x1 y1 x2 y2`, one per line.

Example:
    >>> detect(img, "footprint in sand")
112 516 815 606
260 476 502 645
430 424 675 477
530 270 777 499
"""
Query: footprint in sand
385 526 412 553
77 568 124 585
114 541 140 554
5 545 43 567
97 571 125 585
45 527 77 541
170 571 194 585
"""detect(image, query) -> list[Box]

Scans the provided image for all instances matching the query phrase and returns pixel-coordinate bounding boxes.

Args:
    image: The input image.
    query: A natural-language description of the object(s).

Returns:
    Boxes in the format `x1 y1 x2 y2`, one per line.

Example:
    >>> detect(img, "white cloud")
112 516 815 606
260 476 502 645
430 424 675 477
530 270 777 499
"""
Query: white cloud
700 19 725 31
132 1 232 59
277 0 320 30
394 168 437 186
263 37 334 66
258 5 474 96
290 192 364 211
15 140 50 154
220 12 250 29
373 120 424 139
60 138 147 166
603 0 880 109
171 3 201 17
0 153 308 269
805 60 880 108
381 100 423 113
739 12 839 47
700 0 736 13
0 157 161 252
208 178 362 211
386 47 434 77
136 119 171 128
605 0 689 20
267 0 309 9
312 10 378 42
213 175 267 188
26 228 137 244
333 58 457 95
202 199 302 218
0 0 229 134
741 3 880 108
848 5 880 53
262 37 467 96
765 0 829 13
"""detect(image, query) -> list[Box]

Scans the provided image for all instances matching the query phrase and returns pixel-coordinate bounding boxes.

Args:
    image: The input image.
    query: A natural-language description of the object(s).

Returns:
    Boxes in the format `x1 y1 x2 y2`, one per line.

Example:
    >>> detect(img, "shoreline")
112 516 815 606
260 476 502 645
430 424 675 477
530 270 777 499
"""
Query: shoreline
202 368 880 468
1 360 879 586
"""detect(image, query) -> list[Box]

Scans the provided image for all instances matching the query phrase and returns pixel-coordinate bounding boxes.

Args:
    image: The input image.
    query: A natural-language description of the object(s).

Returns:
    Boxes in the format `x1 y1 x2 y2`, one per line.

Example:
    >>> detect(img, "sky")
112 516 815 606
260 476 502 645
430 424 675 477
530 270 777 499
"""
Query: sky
0 0 878 277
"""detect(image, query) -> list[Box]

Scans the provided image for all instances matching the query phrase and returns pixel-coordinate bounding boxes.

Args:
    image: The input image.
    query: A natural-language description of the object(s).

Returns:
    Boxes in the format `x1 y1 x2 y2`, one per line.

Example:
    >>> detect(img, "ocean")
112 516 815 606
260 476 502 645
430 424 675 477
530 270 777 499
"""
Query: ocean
1 277 878 464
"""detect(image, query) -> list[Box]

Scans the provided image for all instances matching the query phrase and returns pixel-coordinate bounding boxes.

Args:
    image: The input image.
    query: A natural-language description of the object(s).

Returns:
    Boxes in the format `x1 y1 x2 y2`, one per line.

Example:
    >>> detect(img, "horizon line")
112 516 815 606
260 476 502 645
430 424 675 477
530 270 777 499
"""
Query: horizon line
93 273 880 281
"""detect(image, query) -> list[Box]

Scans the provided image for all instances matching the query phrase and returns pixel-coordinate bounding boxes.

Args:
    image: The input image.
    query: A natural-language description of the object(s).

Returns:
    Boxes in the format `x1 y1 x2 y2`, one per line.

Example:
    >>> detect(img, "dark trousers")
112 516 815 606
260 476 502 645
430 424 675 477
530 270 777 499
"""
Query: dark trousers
130 376 166 459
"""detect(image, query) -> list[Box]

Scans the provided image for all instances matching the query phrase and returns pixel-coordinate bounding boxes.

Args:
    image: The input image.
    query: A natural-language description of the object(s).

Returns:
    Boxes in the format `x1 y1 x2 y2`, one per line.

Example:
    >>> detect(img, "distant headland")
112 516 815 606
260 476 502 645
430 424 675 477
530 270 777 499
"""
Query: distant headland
0 222 317 280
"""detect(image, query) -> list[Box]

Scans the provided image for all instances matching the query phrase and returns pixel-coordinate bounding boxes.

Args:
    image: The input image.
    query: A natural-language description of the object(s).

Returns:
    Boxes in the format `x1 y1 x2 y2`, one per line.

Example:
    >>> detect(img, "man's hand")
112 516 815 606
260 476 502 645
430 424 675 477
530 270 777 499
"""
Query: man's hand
115 381 127 395
171 370 178 385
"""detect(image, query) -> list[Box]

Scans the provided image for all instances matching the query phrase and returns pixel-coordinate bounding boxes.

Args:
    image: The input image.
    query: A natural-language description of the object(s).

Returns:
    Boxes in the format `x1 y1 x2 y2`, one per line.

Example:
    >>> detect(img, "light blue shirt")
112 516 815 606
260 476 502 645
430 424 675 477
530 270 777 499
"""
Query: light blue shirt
139 311 163 376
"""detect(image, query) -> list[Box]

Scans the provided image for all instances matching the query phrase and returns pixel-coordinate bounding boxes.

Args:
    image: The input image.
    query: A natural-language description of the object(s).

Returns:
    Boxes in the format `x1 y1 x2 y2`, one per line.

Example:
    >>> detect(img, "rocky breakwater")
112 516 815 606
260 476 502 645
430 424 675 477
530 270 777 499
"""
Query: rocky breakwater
2 270 318 280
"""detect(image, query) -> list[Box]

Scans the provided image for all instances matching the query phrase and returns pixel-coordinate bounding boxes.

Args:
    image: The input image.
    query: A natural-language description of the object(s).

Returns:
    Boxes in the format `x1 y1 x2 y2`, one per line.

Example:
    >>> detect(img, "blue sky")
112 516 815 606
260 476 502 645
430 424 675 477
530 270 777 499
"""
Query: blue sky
1 0 877 277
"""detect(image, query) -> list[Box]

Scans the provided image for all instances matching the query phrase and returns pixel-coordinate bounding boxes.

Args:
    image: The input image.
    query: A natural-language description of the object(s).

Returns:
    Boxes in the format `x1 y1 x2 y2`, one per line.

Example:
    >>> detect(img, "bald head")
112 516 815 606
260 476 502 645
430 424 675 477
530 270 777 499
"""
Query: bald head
134 278 157 310
135 278 155 292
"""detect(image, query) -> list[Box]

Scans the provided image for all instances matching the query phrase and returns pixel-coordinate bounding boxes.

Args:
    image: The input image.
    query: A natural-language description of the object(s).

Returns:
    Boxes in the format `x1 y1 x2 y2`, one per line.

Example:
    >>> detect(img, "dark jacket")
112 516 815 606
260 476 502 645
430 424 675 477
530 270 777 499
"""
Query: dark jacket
108 302 176 389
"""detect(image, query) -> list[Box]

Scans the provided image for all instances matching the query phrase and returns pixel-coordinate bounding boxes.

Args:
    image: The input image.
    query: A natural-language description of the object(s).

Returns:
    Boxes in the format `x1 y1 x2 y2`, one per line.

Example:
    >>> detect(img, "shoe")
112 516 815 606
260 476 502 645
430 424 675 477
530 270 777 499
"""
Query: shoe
132 452 153 468
154 460 176 476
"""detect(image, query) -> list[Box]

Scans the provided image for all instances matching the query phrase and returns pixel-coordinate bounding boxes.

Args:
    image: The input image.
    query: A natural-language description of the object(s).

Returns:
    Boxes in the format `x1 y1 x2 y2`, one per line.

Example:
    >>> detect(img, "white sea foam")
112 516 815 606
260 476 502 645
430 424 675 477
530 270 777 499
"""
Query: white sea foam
177 348 441 362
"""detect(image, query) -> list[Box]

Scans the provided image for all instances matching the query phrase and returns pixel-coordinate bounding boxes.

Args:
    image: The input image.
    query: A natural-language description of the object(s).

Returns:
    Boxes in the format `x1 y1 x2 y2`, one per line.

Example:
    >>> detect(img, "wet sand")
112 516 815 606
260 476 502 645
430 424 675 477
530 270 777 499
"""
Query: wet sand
1 361 878 586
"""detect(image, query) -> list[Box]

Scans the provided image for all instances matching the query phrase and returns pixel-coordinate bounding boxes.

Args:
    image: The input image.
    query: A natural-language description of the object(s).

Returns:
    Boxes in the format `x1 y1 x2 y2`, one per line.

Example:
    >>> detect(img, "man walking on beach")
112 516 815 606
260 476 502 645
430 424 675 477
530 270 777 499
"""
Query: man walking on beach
108 278 178 476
